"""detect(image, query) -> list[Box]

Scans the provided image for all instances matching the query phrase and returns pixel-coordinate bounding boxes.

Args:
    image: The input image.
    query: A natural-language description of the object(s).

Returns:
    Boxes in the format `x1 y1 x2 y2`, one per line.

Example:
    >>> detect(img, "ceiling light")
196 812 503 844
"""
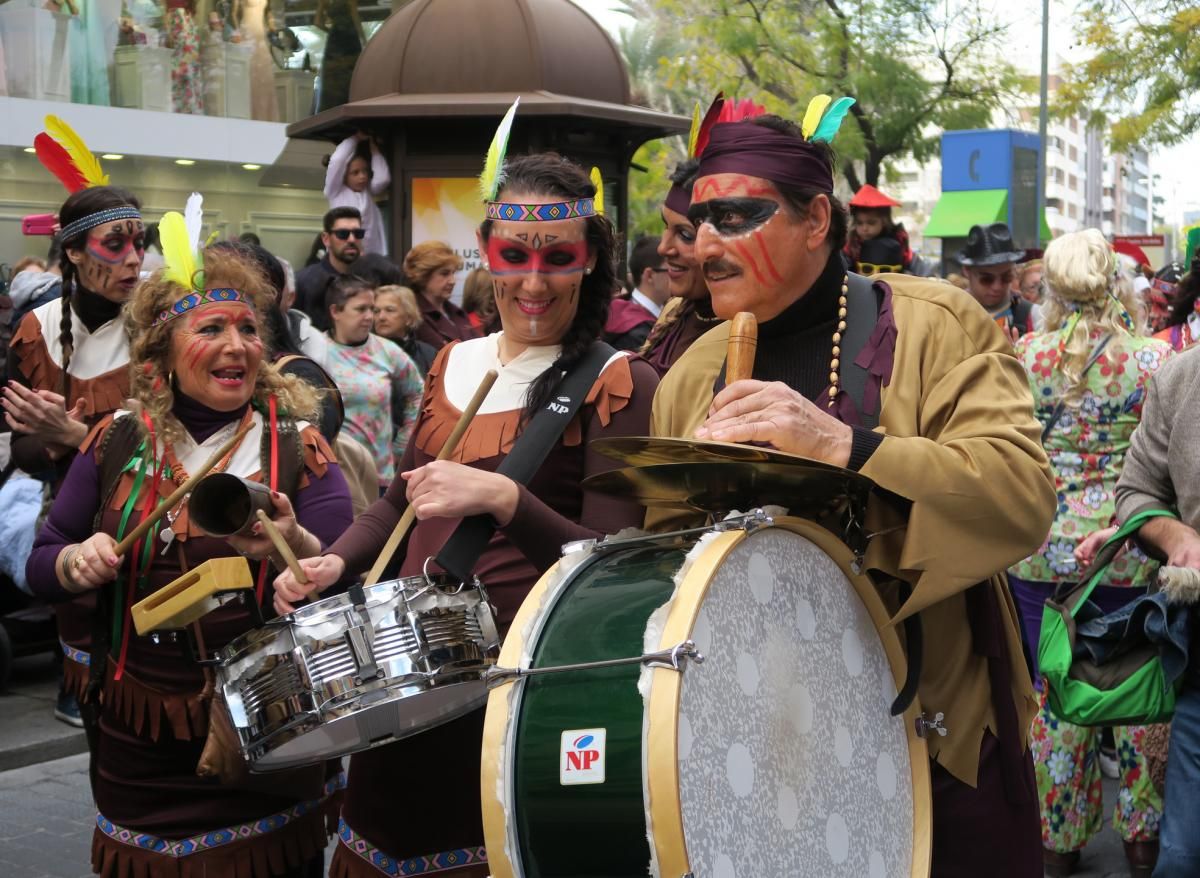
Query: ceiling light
23 147 35 153
241 163 262 171
101 153 124 160
175 159 196 166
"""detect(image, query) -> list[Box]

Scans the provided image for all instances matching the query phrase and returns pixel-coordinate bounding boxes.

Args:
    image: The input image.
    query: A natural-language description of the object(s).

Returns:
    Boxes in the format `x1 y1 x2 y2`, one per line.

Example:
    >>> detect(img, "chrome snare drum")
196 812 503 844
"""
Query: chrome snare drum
218 575 500 771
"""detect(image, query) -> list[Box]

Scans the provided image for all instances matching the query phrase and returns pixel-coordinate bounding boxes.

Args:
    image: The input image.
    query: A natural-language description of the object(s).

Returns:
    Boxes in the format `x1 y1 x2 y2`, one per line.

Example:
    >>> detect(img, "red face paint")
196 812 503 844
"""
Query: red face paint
486 236 590 276
77 220 145 303
169 302 263 411
690 173 817 322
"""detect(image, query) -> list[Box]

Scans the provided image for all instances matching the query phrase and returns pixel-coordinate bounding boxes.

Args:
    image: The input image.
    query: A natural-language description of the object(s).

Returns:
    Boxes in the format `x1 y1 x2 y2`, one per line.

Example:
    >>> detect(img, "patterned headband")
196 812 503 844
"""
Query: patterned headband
60 206 142 242
154 288 249 327
486 199 596 222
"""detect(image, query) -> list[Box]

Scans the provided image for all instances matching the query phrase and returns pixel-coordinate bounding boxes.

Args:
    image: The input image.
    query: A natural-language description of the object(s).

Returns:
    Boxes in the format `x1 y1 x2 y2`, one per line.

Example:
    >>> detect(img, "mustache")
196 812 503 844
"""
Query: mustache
703 260 740 278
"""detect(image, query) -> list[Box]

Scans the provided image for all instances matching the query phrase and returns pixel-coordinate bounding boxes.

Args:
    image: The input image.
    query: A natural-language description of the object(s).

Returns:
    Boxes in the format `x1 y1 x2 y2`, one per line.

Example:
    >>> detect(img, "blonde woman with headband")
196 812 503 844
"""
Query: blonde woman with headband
1008 228 1173 877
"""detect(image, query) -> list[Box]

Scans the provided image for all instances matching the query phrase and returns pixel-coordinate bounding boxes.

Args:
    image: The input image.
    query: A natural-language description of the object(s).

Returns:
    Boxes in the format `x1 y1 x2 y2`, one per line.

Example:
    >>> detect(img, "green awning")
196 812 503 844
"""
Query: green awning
923 189 1008 238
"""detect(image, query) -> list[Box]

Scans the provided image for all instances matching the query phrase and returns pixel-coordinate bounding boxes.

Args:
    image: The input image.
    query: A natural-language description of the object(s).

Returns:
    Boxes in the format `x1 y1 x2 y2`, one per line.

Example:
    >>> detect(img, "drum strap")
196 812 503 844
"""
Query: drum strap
433 341 619 583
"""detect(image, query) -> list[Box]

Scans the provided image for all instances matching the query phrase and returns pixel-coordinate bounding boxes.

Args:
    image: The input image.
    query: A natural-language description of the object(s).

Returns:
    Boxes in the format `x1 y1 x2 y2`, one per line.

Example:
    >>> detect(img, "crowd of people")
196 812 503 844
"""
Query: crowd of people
0 96 1198 878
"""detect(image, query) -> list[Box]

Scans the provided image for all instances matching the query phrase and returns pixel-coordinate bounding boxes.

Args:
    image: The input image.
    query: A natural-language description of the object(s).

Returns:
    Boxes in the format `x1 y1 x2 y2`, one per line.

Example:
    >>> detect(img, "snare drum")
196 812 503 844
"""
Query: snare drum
482 514 931 877
218 575 500 772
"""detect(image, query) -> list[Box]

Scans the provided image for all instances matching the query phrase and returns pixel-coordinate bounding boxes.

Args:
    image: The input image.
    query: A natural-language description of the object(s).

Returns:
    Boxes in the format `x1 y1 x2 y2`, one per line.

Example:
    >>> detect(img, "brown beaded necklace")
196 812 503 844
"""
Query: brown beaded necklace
827 274 849 408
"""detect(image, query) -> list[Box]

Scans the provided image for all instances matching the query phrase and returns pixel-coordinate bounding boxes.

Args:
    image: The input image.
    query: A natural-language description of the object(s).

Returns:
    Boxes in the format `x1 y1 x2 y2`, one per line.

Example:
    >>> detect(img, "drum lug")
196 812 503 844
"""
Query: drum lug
914 711 948 738
344 610 381 684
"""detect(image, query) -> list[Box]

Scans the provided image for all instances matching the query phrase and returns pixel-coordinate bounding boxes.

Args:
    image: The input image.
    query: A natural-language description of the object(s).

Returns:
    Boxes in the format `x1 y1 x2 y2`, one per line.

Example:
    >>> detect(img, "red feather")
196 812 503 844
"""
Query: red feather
717 98 768 124
692 92 726 158
34 133 88 193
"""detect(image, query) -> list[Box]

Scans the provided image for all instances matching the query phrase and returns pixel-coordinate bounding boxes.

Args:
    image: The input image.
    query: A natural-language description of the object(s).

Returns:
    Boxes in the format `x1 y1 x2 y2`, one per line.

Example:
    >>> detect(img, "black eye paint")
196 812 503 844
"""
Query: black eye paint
688 198 780 236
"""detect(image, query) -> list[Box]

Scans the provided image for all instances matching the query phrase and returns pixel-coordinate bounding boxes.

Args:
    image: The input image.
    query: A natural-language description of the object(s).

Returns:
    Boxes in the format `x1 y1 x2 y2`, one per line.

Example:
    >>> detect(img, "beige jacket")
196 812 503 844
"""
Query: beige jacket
648 274 1056 786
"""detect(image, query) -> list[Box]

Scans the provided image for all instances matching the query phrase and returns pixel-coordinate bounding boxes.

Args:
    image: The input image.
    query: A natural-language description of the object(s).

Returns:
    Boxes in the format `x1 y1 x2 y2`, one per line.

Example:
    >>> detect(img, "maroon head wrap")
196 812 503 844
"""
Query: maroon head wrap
694 122 835 196
664 178 693 216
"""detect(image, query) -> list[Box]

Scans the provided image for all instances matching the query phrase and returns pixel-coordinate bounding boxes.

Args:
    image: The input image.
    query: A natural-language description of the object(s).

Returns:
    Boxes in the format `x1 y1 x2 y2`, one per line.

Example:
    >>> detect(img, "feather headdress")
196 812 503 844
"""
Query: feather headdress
590 168 605 216
160 193 205 292
33 115 109 193
802 95 856 143
688 93 725 159
480 98 520 202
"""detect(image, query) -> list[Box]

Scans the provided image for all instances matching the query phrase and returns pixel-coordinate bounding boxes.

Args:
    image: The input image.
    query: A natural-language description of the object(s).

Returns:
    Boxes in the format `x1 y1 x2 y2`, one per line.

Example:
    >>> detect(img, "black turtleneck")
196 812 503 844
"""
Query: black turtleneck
72 287 123 333
172 385 251 443
750 250 883 471
752 249 843 400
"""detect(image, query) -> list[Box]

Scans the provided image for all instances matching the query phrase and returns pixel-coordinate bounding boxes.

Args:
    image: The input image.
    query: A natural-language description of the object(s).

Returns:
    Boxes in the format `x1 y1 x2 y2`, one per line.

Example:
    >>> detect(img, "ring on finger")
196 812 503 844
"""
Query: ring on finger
73 554 85 570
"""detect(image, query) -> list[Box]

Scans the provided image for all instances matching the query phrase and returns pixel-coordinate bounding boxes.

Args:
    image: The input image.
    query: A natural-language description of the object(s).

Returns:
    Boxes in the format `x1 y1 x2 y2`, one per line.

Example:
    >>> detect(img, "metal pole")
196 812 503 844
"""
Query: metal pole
1037 0 1050 245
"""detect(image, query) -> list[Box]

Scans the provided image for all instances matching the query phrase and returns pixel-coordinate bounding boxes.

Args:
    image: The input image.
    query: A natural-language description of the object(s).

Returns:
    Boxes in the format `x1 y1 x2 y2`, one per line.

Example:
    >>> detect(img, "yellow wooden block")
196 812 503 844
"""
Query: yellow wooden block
131 556 254 635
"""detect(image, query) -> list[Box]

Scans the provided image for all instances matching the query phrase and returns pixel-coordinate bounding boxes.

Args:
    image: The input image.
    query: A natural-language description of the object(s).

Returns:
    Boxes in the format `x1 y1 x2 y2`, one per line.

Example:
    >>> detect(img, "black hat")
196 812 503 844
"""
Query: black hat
958 223 1025 267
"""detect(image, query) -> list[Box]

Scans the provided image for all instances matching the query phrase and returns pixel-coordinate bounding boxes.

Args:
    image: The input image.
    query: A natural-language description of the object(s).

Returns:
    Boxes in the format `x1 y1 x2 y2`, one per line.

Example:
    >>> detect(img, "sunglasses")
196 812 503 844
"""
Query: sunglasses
331 228 366 241
858 262 903 275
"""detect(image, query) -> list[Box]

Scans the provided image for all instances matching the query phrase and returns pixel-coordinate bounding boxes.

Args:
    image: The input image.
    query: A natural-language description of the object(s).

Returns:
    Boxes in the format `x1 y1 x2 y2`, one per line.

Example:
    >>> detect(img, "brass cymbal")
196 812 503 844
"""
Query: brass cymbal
590 435 854 471
582 461 872 515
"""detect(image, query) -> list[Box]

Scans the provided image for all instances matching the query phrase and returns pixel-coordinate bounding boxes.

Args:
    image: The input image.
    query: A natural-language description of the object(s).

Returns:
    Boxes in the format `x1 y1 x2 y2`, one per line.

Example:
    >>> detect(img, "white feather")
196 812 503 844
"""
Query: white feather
184 192 204 251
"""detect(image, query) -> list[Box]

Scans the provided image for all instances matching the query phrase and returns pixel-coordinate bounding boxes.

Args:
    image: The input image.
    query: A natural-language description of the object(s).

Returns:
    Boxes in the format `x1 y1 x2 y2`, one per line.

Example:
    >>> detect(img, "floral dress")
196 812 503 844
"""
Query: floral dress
1012 327 1173 853
166 1 204 114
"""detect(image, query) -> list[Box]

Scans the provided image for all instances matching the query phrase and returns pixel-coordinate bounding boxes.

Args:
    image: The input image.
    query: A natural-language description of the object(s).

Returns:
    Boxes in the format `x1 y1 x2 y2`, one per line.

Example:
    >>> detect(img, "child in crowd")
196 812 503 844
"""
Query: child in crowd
324 131 391 256
843 184 933 276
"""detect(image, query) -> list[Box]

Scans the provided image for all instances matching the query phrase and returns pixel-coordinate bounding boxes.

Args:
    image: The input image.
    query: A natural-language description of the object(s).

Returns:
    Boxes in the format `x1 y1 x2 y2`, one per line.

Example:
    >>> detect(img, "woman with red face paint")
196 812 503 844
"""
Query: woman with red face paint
273 152 659 878
25 244 355 878
4 184 145 728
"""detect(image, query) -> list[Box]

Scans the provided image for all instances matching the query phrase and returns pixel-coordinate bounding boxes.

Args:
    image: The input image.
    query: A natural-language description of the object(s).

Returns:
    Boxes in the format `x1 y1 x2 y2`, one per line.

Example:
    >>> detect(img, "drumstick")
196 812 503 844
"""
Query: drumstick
363 369 499 586
114 422 252 558
255 508 307 584
726 311 758 383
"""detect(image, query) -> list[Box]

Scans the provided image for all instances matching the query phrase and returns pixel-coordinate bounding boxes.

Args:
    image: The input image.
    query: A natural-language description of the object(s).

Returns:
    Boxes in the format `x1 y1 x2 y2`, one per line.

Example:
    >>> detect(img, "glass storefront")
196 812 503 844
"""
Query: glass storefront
0 0 387 123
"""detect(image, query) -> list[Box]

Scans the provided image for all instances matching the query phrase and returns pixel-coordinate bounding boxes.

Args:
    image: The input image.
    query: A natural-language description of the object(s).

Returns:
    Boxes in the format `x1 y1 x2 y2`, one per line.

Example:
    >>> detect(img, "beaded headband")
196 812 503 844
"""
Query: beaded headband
153 288 249 326
486 199 596 222
60 205 143 242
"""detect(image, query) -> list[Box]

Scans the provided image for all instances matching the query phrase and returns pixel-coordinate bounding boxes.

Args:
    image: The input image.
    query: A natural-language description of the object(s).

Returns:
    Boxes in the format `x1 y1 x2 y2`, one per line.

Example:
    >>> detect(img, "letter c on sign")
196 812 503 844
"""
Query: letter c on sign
969 149 981 183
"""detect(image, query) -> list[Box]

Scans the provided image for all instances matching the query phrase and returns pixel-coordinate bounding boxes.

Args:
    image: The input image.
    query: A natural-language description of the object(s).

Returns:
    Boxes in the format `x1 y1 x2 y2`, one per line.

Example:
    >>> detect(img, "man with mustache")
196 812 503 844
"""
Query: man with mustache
294 206 365 331
648 114 1056 875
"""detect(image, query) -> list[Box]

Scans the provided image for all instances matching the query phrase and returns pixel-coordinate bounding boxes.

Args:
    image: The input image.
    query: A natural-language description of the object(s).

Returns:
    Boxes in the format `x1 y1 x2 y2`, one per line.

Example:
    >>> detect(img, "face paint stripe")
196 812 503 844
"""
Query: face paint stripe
750 230 785 284
729 240 770 287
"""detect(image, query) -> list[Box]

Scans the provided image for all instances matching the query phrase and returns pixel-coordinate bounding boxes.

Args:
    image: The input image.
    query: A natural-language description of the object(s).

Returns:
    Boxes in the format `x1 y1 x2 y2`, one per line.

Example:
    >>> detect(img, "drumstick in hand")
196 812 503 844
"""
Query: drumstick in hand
255 508 308 584
726 312 757 383
114 422 252 558
363 369 499 586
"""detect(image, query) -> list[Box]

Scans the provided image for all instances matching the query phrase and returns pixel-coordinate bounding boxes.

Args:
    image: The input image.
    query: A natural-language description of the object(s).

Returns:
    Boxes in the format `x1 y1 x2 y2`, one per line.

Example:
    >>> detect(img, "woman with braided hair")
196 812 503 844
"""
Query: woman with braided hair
641 156 722 375
3 183 144 726
274 151 659 878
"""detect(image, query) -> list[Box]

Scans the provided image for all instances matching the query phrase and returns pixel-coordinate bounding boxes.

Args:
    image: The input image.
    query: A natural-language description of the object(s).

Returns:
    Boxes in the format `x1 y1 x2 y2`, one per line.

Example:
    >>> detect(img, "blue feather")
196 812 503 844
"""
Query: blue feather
811 97 856 143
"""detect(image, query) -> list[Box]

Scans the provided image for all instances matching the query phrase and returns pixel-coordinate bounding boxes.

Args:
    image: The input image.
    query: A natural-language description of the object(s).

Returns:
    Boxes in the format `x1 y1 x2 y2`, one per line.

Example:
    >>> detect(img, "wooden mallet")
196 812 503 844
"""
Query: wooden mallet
363 369 499 586
726 311 758 383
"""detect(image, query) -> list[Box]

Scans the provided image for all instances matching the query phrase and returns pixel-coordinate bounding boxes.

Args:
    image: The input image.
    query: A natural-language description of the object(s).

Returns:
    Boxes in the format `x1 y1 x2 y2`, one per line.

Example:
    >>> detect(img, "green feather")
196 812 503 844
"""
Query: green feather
480 98 520 201
801 95 832 140
811 96 856 143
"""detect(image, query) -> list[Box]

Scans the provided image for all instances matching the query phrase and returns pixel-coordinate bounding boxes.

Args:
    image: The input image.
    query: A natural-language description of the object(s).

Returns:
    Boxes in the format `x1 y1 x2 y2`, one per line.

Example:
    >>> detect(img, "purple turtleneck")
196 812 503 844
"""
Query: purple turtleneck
24 399 354 603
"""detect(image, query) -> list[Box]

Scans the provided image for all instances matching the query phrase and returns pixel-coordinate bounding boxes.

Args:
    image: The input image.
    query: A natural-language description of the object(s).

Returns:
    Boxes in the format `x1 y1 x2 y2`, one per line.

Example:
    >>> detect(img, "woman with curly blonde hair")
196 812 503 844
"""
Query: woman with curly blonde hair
1008 228 1173 877
402 239 478 349
26 244 354 878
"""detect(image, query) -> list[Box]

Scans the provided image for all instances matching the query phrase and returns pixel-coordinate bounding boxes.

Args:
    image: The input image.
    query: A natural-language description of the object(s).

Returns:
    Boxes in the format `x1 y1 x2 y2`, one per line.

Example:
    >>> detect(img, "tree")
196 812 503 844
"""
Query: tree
1056 1 1200 151
648 0 1025 190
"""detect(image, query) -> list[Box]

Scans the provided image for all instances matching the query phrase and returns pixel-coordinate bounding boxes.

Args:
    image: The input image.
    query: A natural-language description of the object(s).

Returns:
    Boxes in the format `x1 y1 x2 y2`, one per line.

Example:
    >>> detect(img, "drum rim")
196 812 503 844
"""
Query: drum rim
642 517 932 878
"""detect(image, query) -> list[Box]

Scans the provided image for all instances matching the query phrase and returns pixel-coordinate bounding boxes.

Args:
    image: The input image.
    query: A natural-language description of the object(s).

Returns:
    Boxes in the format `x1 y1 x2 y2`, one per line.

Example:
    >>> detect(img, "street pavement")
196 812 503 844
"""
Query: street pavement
0 654 1133 877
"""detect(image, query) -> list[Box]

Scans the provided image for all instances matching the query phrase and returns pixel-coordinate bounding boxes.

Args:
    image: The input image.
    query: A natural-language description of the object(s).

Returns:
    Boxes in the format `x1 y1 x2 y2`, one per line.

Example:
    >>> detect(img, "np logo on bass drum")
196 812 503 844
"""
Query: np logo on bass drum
560 728 606 785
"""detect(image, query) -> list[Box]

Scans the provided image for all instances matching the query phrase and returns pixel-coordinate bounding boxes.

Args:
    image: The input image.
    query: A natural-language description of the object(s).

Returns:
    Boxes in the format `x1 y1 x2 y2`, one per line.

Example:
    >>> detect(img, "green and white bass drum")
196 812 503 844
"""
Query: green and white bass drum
481 513 932 878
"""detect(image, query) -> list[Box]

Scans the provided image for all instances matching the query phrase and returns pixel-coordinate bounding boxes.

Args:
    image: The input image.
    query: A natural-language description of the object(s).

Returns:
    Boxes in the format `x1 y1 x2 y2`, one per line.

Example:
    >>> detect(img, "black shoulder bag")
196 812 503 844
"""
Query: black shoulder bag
431 341 617 583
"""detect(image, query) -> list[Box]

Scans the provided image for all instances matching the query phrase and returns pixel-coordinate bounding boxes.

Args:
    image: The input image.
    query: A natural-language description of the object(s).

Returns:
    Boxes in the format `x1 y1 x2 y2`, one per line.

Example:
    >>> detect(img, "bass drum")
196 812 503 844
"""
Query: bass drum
482 516 931 878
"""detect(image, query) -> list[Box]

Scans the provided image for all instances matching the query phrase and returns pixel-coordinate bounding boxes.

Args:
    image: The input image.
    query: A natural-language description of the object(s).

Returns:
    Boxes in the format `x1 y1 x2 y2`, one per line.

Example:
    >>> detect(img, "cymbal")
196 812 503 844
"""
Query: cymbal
582 461 872 515
590 435 857 473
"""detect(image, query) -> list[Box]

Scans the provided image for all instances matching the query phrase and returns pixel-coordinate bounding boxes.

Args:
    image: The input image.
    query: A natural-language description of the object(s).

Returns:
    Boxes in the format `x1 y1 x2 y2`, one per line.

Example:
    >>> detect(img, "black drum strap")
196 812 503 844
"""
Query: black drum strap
434 341 617 583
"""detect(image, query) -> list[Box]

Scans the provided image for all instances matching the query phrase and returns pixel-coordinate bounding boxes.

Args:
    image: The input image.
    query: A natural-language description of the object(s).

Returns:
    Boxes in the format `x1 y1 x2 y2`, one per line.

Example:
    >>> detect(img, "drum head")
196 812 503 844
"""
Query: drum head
647 525 928 877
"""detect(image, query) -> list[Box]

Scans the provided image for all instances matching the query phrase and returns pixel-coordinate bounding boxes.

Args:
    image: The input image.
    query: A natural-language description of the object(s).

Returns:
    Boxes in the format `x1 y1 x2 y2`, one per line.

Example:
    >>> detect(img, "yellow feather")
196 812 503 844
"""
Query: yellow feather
43 115 108 188
479 98 520 201
801 95 832 140
159 212 198 291
590 167 605 216
686 102 702 159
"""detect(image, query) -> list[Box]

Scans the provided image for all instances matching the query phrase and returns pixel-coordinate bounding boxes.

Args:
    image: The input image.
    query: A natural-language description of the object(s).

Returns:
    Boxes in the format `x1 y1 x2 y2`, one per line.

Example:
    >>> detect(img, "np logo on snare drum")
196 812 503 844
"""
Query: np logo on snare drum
559 728 606 785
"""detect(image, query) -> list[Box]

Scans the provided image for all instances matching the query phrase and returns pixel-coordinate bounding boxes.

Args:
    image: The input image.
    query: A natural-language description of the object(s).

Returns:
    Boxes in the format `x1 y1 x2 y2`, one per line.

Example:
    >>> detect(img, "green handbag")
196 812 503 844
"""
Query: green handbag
1038 508 1180 727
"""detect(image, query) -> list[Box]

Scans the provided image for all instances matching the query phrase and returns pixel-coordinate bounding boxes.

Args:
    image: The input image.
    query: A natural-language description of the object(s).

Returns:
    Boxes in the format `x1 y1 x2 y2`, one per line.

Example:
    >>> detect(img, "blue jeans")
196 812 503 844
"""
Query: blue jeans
1154 682 1200 876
